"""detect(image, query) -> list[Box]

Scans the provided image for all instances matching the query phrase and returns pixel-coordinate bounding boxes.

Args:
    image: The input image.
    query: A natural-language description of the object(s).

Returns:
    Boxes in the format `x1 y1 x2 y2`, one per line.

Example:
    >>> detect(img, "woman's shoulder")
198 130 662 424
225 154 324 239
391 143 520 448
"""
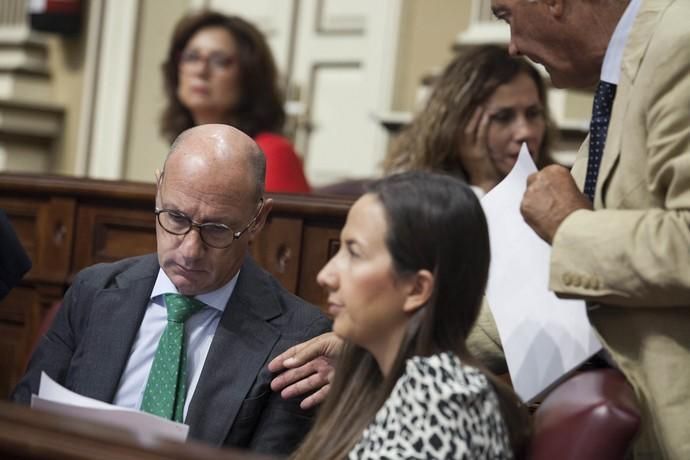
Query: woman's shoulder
350 353 513 459
254 132 295 152
399 352 492 401
254 131 311 193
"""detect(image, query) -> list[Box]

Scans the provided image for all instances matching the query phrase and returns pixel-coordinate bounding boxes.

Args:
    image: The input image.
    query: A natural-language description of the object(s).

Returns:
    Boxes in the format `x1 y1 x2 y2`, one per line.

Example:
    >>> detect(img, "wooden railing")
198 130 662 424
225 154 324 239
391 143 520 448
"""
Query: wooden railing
0 173 352 397
0 401 275 459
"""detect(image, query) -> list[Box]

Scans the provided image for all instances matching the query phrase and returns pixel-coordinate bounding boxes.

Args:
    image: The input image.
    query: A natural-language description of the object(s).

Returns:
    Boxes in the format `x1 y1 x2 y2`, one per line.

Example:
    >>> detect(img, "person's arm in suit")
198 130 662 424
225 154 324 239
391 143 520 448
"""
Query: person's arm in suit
467 298 507 374
549 14 690 308
247 313 332 455
10 271 90 403
0 209 32 301
268 301 509 411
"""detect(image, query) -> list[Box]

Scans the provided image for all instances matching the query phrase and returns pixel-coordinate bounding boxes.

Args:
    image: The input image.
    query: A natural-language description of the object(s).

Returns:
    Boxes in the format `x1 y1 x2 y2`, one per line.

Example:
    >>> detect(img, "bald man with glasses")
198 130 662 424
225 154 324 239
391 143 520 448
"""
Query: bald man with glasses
12 124 330 457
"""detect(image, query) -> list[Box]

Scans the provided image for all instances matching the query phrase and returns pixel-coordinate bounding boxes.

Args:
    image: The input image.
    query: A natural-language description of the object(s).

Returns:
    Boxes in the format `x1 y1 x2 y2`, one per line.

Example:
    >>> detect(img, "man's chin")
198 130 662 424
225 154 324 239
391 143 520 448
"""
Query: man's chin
172 279 204 296
167 269 205 295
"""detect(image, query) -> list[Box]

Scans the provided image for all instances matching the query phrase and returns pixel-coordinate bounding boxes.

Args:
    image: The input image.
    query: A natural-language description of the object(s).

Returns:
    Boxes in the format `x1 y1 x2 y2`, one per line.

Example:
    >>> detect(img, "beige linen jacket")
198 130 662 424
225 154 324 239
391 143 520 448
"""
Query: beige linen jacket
550 0 690 458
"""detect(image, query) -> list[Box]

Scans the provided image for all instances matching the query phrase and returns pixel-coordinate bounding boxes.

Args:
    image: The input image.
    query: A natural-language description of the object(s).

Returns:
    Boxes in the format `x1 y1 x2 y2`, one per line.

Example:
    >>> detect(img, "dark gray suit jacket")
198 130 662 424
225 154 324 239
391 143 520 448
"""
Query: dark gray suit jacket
11 253 331 456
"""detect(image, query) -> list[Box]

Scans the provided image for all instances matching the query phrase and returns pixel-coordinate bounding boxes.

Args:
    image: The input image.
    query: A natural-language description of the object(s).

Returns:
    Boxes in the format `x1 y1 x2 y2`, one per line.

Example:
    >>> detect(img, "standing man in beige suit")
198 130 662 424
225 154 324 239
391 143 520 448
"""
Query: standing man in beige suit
490 0 689 458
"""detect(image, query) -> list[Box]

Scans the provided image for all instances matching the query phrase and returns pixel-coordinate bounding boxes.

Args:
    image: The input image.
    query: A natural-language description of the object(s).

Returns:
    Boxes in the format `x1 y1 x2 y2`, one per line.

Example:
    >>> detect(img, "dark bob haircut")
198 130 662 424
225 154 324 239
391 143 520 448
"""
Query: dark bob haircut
160 11 285 142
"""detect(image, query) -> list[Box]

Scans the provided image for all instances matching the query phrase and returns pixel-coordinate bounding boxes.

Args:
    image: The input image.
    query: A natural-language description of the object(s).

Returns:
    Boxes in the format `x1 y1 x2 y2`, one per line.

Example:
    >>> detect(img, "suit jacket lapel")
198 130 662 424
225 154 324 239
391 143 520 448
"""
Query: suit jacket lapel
72 255 158 402
570 136 590 188
595 0 668 206
186 256 282 446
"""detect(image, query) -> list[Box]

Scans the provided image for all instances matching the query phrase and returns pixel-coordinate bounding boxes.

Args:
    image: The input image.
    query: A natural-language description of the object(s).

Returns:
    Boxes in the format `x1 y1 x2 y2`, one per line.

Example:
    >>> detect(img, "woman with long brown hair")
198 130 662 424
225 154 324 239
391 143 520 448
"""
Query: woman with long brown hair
292 171 529 459
161 11 310 193
384 45 554 195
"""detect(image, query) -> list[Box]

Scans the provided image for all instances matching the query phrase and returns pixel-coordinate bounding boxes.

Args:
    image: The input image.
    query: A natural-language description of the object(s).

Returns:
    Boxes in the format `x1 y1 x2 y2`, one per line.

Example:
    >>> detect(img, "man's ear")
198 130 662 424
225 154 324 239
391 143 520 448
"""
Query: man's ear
402 269 434 314
154 170 164 207
248 197 273 242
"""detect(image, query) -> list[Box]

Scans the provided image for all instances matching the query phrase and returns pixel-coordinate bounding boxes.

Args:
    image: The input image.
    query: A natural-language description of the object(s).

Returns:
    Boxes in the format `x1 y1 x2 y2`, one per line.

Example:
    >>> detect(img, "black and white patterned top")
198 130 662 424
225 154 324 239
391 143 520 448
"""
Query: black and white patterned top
348 352 513 459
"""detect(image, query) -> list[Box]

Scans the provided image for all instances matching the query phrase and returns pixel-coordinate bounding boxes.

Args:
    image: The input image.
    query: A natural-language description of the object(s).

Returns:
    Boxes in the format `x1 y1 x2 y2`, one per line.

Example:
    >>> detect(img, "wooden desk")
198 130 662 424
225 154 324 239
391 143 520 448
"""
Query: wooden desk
0 173 352 397
0 401 275 459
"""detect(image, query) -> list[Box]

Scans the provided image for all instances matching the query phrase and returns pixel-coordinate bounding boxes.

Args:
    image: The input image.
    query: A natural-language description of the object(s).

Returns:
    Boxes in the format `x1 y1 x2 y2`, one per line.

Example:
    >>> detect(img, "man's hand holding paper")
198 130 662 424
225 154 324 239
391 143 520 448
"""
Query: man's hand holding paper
520 165 593 244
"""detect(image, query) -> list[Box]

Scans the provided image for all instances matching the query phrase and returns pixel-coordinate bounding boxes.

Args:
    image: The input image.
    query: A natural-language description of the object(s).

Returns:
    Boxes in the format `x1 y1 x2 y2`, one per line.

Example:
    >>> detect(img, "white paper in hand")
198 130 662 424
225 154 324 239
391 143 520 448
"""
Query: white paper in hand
481 143 602 402
32 372 189 443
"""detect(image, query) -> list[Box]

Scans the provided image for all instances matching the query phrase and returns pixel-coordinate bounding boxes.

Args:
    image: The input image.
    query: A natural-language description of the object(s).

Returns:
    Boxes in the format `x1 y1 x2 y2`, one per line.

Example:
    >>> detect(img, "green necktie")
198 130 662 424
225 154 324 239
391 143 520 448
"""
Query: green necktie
140 293 204 422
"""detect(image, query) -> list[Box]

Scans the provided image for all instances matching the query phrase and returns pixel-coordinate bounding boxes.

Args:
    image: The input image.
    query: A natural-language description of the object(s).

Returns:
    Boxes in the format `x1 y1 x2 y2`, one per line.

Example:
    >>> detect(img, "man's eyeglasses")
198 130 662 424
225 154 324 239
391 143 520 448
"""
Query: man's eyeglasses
155 200 263 249
179 49 235 72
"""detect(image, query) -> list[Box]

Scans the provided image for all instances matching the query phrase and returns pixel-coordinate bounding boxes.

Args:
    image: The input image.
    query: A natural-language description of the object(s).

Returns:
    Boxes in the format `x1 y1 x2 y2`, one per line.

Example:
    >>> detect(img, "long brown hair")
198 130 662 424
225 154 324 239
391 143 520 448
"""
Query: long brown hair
293 172 531 459
384 45 554 179
160 11 285 142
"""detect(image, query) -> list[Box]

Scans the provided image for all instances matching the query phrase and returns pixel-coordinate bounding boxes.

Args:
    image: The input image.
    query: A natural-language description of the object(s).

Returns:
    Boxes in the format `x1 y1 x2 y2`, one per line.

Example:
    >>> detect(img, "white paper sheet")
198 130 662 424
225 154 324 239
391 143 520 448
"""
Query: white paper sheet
481 143 602 402
32 372 189 443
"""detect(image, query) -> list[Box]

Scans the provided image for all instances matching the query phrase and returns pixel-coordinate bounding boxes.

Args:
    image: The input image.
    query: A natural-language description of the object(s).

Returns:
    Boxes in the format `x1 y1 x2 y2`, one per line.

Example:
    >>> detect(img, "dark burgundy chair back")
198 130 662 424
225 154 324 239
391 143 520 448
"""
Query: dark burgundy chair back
530 368 640 460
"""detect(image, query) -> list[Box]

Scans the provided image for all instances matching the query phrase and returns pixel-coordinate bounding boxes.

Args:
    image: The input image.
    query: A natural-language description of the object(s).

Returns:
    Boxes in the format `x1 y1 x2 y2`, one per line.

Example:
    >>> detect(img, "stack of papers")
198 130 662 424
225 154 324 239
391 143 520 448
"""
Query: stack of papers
31 372 189 443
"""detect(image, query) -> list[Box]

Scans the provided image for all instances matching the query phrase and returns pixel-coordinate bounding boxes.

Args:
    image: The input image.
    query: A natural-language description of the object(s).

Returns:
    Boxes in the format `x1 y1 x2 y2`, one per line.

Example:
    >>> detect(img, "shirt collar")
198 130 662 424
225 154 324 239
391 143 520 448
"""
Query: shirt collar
151 268 239 312
601 0 642 84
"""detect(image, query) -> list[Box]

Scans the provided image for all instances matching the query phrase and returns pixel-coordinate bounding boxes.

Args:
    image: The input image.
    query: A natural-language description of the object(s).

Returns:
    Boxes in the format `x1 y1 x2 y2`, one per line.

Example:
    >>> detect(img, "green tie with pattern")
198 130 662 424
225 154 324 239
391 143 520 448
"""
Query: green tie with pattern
140 293 204 422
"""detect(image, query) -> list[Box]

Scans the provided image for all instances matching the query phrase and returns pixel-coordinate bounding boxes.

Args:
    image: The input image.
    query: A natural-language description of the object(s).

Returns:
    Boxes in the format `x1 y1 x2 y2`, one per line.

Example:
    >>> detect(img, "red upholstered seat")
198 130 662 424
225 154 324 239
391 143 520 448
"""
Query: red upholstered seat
530 368 640 460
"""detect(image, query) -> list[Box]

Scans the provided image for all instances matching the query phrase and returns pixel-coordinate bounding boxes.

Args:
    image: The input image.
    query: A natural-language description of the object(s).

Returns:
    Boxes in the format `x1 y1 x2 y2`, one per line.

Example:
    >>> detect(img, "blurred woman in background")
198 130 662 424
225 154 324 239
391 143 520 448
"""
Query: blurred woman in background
161 11 310 193
384 45 555 196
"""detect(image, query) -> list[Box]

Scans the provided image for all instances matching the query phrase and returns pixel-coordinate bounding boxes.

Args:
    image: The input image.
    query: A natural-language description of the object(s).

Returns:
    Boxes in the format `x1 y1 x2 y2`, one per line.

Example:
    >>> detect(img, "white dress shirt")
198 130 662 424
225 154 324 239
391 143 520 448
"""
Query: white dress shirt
113 268 239 420
601 0 642 84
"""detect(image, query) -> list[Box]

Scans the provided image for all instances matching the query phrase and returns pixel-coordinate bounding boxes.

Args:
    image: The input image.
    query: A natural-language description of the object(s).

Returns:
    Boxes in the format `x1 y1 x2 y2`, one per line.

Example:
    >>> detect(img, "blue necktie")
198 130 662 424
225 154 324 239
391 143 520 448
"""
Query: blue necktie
584 81 617 201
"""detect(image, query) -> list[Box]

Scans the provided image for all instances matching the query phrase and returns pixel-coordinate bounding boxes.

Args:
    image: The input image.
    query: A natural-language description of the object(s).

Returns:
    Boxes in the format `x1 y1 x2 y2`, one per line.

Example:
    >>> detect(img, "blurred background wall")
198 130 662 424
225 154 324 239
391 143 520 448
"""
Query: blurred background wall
0 0 591 186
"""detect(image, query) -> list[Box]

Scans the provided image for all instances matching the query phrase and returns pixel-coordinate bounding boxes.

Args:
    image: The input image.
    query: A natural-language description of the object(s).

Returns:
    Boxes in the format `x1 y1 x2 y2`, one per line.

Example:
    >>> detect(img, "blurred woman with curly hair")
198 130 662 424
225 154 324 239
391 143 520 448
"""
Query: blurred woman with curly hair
384 45 555 195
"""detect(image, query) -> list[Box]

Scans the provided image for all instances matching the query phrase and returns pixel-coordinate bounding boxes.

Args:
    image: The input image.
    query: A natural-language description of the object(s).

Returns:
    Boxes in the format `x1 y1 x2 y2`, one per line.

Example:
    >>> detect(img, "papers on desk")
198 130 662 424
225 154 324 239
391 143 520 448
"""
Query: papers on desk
481 143 602 402
31 372 189 443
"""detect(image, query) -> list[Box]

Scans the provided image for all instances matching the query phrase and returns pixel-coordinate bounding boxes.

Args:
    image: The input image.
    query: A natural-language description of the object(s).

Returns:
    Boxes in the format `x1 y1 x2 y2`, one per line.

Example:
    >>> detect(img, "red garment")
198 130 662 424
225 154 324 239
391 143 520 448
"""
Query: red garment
255 133 311 193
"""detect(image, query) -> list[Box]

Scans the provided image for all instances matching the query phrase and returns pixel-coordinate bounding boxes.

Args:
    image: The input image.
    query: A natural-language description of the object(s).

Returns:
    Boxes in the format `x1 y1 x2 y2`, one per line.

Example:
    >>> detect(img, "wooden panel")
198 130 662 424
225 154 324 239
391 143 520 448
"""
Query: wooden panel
73 205 156 273
251 216 303 293
0 196 76 283
0 173 157 201
316 0 367 34
0 285 39 397
304 63 370 184
35 198 76 283
0 401 276 460
297 225 341 313
291 0 401 185
0 284 32 325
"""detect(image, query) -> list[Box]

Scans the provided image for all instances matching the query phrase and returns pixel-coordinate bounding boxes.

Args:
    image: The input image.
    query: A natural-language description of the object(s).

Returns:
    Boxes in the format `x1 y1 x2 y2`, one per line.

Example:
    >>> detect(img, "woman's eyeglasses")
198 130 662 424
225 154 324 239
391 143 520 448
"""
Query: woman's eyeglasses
179 50 235 72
